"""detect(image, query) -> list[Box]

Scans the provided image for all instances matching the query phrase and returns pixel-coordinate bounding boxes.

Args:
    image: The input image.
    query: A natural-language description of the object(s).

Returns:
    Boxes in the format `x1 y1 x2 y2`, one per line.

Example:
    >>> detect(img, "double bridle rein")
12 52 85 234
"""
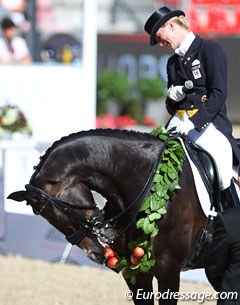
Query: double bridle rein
25 183 105 245
25 144 164 247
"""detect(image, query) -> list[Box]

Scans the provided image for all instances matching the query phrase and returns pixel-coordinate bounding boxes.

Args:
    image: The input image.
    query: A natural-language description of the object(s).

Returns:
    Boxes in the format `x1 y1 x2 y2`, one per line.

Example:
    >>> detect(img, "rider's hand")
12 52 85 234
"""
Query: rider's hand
167 85 185 102
176 119 195 135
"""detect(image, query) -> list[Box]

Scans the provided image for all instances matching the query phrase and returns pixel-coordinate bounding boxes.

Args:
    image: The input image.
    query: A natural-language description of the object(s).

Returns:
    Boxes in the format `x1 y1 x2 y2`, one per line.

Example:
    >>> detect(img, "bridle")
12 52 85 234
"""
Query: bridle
25 141 167 247
25 183 102 244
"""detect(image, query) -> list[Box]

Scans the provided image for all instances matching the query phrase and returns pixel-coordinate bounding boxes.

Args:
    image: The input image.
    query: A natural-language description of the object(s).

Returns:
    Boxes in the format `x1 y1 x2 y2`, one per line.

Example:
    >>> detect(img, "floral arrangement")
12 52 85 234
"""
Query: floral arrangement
96 113 158 129
0 104 32 137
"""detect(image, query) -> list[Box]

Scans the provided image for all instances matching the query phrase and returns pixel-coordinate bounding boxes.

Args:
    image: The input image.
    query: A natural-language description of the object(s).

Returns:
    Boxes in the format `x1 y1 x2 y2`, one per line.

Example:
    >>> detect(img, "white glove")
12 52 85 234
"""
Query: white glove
167 85 185 102
176 119 195 135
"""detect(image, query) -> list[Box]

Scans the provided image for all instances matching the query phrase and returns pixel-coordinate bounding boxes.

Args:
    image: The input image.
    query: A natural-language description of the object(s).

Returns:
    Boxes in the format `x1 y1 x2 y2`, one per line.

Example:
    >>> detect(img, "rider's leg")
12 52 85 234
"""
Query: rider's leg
167 115 233 189
188 123 232 190
188 123 240 208
166 115 240 207
166 114 182 131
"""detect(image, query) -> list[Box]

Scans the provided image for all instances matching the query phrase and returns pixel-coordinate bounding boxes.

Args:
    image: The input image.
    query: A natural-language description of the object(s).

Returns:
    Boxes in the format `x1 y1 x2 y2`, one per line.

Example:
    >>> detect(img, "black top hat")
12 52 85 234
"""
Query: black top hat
144 6 185 46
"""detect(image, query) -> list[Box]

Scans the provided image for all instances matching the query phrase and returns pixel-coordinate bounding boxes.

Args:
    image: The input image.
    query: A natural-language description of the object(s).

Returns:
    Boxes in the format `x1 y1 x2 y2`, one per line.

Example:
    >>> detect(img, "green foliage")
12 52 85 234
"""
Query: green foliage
97 69 129 104
112 127 185 285
96 69 167 120
137 127 185 237
115 237 155 285
138 77 166 100
121 99 142 122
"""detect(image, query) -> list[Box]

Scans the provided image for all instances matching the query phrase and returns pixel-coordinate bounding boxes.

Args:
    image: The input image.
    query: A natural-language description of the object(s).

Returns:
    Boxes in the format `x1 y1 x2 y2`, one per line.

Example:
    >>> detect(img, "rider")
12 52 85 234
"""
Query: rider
144 6 240 208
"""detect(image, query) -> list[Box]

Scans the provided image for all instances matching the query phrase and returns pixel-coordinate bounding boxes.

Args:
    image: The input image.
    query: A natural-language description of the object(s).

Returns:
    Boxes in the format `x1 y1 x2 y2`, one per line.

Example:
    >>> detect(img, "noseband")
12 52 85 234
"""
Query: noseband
25 139 166 247
25 183 105 244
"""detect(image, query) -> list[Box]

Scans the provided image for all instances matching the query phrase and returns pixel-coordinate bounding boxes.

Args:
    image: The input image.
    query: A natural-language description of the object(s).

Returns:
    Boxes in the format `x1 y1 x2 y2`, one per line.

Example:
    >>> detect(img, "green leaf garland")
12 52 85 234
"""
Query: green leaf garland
112 127 185 285
136 127 185 237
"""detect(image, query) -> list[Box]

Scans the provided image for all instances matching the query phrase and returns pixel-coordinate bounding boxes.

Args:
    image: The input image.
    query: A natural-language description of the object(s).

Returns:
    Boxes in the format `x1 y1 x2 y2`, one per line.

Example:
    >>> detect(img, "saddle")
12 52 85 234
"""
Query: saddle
182 137 240 270
181 137 219 270
183 138 220 210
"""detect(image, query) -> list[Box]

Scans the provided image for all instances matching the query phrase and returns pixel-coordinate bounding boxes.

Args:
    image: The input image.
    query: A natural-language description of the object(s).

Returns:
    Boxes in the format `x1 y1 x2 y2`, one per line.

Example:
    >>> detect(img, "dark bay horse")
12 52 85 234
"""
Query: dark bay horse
8 129 209 305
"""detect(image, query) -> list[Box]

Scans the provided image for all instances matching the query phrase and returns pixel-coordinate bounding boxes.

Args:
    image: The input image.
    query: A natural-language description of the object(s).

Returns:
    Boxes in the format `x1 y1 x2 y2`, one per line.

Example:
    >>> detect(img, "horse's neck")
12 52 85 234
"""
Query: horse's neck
34 134 162 209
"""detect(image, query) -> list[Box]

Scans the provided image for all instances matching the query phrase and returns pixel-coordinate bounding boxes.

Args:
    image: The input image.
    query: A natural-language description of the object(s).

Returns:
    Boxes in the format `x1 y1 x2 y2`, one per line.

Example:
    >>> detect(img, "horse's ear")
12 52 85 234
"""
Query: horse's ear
7 191 27 202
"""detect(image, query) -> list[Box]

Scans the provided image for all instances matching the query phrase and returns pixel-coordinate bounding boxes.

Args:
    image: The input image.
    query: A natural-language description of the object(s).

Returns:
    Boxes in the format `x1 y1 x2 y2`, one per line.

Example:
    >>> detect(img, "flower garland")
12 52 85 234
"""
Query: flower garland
108 127 185 285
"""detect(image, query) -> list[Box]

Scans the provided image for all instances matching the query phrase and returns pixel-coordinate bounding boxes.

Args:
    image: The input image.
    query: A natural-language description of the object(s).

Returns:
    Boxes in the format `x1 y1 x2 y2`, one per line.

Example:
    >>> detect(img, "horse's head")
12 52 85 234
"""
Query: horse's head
7 129 163 267
7 184 114 265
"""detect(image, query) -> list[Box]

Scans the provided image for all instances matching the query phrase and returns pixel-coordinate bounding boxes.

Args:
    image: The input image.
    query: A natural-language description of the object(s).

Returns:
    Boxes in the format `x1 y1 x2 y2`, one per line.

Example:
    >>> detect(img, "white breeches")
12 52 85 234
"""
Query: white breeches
167 113 233 190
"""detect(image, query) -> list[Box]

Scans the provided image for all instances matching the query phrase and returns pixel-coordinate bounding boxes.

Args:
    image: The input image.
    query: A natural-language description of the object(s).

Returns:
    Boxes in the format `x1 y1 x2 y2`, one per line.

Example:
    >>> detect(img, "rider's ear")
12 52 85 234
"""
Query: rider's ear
167 21 175 31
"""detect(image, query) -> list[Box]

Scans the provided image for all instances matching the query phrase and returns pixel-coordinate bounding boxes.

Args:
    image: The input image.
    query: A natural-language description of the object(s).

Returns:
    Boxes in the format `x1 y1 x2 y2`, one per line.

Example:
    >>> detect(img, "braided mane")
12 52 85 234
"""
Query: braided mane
31 128 156 178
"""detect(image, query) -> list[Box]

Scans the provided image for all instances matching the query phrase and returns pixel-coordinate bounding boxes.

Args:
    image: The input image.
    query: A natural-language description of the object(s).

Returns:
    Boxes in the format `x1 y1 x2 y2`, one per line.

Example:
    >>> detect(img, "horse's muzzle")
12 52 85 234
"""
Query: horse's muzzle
87 250 106 265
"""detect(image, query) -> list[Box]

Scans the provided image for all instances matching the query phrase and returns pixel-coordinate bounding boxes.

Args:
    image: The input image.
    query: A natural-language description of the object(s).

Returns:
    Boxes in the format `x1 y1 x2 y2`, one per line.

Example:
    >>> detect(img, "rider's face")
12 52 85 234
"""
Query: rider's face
155 22 181 50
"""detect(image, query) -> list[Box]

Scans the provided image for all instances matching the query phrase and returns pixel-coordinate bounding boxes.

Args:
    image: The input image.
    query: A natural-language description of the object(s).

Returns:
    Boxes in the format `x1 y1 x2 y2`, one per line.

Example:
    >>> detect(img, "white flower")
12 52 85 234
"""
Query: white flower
2 108 18 126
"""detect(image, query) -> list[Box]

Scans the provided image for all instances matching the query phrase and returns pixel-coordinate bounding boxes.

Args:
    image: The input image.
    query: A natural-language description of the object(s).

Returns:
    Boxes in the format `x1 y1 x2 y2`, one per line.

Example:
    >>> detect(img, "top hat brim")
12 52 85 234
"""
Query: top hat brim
148 10 185 46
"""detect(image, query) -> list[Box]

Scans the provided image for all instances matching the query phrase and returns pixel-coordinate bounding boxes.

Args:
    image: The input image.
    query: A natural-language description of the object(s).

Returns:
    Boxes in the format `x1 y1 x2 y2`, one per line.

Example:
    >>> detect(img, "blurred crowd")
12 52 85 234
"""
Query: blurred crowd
0 0 32 64
0 0 83 64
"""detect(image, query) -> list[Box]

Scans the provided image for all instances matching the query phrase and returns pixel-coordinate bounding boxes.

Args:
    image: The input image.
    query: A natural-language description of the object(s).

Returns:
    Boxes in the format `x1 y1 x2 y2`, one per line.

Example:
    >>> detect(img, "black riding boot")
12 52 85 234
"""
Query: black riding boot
221 179 240 209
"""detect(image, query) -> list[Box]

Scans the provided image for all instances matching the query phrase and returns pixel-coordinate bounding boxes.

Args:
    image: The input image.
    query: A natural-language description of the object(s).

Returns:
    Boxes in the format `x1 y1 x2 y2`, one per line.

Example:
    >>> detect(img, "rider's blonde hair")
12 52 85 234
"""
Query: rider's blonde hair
165 15 190 30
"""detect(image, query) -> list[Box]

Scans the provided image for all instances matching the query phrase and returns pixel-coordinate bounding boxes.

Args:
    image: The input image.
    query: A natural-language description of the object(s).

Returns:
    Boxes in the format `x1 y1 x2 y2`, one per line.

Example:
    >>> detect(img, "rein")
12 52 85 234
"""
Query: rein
97 134 183 240
96 146 164 243
25 183 97 243
25 143 163 245
26 136 170 246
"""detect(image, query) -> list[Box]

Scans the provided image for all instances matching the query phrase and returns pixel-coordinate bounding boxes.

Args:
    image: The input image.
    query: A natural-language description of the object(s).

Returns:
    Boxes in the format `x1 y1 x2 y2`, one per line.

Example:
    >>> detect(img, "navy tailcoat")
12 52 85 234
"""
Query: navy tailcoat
165 36 240 164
